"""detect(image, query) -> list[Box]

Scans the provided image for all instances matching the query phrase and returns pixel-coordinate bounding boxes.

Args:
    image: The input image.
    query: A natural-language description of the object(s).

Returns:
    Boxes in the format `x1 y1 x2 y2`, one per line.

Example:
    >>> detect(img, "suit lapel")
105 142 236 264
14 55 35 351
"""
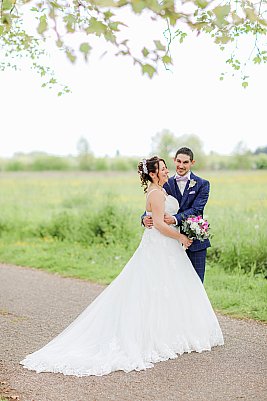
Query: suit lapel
179 172 198 209
168 176 182 204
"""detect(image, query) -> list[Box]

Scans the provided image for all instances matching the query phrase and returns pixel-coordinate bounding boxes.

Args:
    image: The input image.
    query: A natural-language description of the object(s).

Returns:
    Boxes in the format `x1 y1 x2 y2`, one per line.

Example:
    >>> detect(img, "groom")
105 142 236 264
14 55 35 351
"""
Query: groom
143 147 210 282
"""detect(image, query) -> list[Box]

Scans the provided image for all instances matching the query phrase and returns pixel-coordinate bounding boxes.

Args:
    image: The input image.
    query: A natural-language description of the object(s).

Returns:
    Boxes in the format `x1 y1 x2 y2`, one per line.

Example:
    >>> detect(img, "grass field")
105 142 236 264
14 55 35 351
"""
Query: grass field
0 170 266 321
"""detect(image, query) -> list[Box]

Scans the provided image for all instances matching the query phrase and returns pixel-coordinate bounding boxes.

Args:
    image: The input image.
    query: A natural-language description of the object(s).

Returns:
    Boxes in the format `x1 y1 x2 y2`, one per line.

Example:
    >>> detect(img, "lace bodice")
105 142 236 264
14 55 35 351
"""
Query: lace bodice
164 195 179 215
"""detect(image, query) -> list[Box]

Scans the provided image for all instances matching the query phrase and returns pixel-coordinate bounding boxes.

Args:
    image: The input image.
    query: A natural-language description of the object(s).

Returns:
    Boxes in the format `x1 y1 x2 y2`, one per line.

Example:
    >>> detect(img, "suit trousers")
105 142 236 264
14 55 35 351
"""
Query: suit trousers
186 248 207 283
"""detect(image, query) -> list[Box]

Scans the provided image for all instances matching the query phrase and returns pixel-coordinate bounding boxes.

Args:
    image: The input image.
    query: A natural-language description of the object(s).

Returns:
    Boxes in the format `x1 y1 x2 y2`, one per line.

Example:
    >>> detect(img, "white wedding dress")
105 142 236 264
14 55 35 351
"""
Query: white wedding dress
21 194 224 376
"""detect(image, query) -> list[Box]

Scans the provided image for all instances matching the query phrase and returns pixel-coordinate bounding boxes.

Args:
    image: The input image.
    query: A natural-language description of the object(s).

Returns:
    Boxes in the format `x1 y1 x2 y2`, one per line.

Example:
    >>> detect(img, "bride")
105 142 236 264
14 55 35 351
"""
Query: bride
21 156 224 377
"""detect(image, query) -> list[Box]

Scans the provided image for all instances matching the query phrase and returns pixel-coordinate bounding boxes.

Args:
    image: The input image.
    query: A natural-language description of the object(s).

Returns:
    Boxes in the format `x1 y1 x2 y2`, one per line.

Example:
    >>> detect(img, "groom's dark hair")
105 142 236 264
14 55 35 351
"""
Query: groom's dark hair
174 147 194 161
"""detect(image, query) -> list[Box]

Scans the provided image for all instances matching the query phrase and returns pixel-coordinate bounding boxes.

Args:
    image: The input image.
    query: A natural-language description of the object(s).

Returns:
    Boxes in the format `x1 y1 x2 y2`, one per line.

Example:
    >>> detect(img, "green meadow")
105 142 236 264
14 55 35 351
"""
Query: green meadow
0 170 266 321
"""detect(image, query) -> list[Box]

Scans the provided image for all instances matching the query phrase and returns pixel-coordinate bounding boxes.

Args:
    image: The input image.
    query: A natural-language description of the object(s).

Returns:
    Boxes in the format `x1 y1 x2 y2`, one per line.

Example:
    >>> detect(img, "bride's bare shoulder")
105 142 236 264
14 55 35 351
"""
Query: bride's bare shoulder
146 188 165 202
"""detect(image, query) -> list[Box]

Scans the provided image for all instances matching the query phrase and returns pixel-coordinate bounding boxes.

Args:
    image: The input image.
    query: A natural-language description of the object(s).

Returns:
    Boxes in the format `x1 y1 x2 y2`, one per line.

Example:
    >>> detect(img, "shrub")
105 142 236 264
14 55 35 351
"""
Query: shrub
35 203 139 249
208 241 267 276
5 160 26 171
93 158 110 171
30 156 70 171
253 153 267 170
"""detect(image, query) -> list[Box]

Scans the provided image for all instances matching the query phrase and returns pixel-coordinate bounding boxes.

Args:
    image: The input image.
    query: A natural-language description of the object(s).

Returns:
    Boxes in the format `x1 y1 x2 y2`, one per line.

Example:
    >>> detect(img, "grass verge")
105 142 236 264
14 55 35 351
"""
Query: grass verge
0 238 266 322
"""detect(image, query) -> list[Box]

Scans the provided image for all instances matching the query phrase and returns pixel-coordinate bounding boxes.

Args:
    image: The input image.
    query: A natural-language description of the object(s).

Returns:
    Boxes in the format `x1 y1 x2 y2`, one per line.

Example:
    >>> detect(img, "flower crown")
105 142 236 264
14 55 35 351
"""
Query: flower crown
142 159 148 174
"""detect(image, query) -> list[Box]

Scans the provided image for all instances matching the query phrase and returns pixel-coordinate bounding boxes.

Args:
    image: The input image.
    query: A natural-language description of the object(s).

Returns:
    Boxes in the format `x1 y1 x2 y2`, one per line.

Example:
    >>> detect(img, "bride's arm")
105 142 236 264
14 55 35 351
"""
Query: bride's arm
149 192 192 247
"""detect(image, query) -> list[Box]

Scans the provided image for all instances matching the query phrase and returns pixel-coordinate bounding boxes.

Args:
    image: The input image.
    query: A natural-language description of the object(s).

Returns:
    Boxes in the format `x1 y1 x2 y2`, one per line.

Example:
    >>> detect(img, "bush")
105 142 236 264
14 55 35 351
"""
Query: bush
253 153 267 169
208 242 267 276
30 156 70 171
0 219 11 237
5 160 27 171
35 203 138 248
93 157 110 171
110 157 135 171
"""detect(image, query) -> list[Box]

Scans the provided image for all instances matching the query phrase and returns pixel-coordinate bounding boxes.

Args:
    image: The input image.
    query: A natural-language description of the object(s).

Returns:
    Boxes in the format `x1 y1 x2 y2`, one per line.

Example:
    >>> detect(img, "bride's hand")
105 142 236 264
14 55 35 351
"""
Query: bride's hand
179 234 193 249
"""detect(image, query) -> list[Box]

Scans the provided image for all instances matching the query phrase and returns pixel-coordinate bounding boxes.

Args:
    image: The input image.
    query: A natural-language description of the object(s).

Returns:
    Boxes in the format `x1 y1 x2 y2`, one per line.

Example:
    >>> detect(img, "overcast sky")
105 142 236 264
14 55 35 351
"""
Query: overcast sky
0 7 266 159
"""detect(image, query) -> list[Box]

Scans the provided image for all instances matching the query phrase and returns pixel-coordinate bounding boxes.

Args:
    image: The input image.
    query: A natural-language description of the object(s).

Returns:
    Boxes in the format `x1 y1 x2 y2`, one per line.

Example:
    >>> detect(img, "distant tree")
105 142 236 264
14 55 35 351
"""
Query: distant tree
254 146 267 155
232 141 250 155
231 140 252 169
174 133 206 169
151 129 178 162
151 130 206 169
77 136 94 170
77 137 90 155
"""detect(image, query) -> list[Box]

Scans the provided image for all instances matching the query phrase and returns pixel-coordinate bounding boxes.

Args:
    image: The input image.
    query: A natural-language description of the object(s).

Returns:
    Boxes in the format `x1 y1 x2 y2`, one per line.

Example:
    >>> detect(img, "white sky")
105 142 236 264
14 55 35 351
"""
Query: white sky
0 7 266 158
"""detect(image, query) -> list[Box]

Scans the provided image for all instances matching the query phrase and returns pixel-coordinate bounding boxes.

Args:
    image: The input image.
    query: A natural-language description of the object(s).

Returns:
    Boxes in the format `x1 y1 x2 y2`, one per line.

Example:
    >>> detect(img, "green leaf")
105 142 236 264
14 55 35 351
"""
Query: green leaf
64 14 76 24
142 47 149 57
253 55 261 64
104 30 116 43
37 15 48 35
162 54 172 64
168 12 182 26
145 0 161 13
245 7 258 22
79 42 91 60
3 0 14 11
195 0 208 9
142 64 156 78
66 50 76 63
64 14 76 33
93 0 116 6
86 18 107 36
80 42 91 54
104 11 114 20
215 34 231 44
109 22 120 31
213 5 231 25
232 11 243 25
242 82 248 89
131 0 146 14
56 39 63 48
154 40 165 51
50 1 63 10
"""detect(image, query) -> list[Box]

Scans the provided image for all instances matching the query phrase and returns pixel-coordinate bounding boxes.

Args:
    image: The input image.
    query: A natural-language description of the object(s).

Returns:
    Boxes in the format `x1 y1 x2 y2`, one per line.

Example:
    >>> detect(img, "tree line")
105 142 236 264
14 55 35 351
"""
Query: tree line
1 132 266 172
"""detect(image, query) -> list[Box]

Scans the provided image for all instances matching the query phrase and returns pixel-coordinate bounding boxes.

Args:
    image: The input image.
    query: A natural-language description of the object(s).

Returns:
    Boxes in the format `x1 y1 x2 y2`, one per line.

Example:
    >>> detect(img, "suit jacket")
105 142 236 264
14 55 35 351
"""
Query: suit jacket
163 171 211 252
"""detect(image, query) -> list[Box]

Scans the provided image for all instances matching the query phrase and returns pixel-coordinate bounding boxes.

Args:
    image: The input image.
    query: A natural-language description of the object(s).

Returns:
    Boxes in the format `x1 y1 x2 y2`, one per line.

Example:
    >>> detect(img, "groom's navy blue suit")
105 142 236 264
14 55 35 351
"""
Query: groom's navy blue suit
163 171 211 282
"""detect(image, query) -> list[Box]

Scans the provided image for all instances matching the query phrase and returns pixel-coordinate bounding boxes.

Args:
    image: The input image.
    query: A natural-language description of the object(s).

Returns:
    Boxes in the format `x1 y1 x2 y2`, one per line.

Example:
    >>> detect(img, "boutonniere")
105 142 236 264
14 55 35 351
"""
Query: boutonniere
188 179 197 189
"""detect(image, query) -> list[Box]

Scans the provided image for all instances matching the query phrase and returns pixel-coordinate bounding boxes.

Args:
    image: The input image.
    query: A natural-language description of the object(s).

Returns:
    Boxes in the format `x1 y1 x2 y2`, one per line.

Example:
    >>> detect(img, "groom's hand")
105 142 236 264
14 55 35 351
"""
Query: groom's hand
143 215 153 228
164 213 176 225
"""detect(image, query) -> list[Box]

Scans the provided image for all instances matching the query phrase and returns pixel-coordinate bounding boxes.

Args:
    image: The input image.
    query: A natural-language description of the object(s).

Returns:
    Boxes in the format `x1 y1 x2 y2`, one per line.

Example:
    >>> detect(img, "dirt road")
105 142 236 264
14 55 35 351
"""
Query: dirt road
0 263 266 401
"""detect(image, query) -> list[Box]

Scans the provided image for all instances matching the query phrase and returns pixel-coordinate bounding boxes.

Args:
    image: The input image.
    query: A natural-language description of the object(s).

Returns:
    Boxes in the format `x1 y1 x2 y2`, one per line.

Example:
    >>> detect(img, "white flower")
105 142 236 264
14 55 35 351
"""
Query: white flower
195 227 201 234
191 222 199 230
188 179 197 189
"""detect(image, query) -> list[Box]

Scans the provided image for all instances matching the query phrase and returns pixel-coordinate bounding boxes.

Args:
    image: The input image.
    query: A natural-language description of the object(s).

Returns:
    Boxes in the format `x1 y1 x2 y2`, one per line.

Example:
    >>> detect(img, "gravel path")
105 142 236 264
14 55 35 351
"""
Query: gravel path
0 263 266 401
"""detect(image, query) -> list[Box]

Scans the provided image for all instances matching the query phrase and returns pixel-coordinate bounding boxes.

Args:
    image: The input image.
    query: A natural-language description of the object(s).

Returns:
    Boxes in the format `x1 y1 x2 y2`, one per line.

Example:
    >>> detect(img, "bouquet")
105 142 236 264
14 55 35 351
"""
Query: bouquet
181 215 211 243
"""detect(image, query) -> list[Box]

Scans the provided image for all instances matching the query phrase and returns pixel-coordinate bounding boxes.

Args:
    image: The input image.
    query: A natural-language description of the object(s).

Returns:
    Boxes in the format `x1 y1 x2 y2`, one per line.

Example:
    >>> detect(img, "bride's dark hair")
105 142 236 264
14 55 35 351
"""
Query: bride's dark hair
137 156 167 193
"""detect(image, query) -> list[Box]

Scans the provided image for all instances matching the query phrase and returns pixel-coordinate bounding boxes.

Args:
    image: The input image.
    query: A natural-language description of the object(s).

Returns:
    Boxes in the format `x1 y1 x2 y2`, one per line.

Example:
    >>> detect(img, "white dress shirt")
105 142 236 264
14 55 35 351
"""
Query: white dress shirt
171 172 191 226
175 172 191 195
